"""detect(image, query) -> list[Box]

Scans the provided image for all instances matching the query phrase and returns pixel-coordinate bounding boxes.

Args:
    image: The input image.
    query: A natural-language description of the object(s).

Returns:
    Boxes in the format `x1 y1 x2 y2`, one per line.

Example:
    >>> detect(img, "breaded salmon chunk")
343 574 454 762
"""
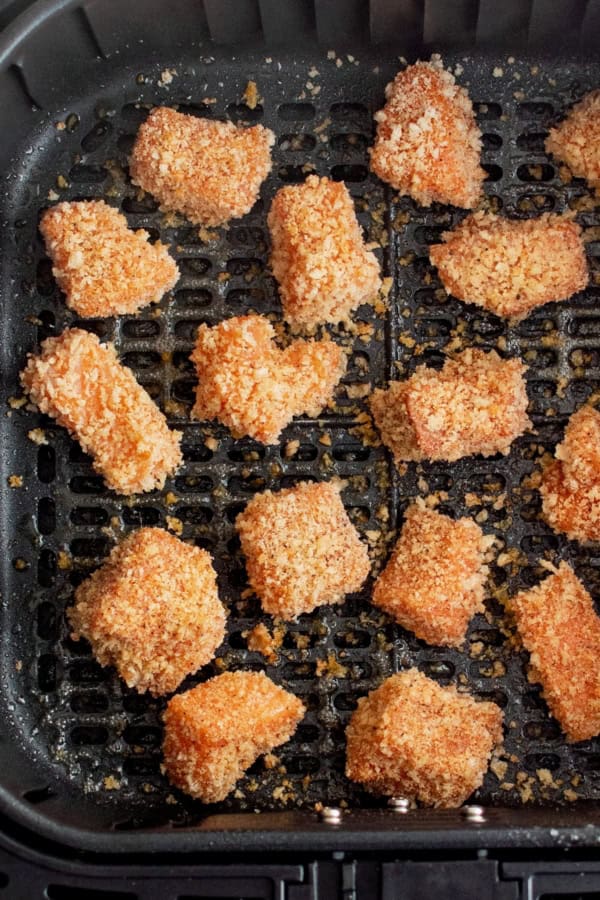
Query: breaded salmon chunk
370 348 530 465
21 328 182 494
130 107 274 226
69 528 226 696
370 56 485 208
546 90 600 191
163 671 305 802
39 200 179 318
191 314 346 444
540 406 600 542
372 502 493 647
236 480 370 620
510 562 600 742
346 669 503 807
268 175 381 328
430 212 588 319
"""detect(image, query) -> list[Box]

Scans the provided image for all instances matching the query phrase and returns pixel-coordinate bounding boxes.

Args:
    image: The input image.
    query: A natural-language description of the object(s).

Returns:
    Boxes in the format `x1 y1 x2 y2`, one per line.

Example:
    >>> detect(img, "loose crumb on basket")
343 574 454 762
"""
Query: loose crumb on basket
246 622 284 664
7 475 23 488
27 428 48 445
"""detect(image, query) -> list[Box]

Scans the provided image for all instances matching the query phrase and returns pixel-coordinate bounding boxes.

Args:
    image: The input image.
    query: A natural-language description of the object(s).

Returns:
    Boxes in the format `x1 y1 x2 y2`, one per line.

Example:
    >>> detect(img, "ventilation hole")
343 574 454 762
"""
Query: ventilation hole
37 445 56 483
81 120 112 153
282 443 317 462
121 350 161 370
177 102 212 118
517 163 554 182
121 101 150 124
177 506 213 525
414 225 446 245
38 654 58 692
226 502 246 523
37 549 56 587
69 164 107 183
330 164 368 183
333 629 370 648
420 660 455 679
69 475 105 495
121 319 160 339
516 131 549 152
173 319 202 340
474 101 502 120
517 101 554 120
70 692 109 713
171 379 195 404
227 287 265 305
72 317 113 338
525 348 558 368
122 694 152 714
523 720 561 740
70 725 109 746
121 506 160 526
228 475 267 494
579 754 600 771
278 132 317 151
278 102 315 121
123 757 160 776
569 316 600 337
70 537 110 558
23 785 55 805
171 352 195 374
117 133 135 154
524 752 561 772
415 317 452 339
36 258 55 296
228 442 265 461
477 690 508 708
528 379 556 399
521 534 559 553
346 506 370 525
330 102 369 122
174 289 212 311
517 316 557 337
278 164 314 183
483 163 503 182
174 475 213 493
37 602 58 640
37 497 56 535
228 225 265 247
37 308 55 340
481 132 502 151
182 443 213 462
70 659 107 685
468 473 506 493
284 755 320 775
282 662 316 680
329 132 369 153
332 444 369 462
123 724 161 747
226 102 264 122
280 473 318 489
178 257 211 276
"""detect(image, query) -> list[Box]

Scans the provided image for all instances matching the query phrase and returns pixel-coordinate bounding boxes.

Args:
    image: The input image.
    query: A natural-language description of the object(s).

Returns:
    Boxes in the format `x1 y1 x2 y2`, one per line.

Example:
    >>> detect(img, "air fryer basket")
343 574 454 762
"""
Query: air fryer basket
3 0 600 854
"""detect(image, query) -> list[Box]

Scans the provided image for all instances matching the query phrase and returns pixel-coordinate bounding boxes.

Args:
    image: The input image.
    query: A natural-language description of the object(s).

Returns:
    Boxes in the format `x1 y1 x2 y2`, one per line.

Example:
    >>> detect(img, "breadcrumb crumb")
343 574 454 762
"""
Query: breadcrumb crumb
162 671 305 802
21 328 182 495
130 107 274 226
236 479 370 620
346 669 503 806
246 622 283 663
546 91 600 191
69 527 225 696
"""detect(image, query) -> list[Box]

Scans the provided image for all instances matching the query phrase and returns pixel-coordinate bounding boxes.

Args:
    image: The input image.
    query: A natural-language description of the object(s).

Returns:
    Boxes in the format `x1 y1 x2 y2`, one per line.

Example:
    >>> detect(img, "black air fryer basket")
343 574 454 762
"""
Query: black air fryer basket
3 0 600 859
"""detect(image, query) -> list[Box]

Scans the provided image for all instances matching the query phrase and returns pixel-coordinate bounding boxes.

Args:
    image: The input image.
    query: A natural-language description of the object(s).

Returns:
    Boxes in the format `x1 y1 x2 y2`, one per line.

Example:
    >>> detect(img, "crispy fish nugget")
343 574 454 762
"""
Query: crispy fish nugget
236 480 371 620
130 107 274 226
555 405 600 488
346 670 503 807
370 55 485 208
21 328 182 494
430 212 588 319
546 90 600 190
39 200 179 317
372 502 493 647
163 671 305 802
510 563 600 742
370 349 530 465
268 175 381 328
191 314 346 444
69 528 226 696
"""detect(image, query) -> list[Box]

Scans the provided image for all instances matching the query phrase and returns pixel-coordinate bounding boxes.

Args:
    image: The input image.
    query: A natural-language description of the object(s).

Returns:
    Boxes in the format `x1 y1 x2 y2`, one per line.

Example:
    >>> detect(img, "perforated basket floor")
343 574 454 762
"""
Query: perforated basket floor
3 45 600 841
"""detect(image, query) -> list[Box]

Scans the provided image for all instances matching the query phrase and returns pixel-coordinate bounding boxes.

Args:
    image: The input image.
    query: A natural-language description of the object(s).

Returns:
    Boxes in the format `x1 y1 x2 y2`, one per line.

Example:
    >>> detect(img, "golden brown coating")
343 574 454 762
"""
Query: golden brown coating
39 200 179 318
429 212 588 319
68 528 226 696
510 562 600 742
268 175 381 328
21 328 182 495
236 480 371 620
370 56 485 208
162 671 305 802
372 502 492 647
191 314 346 444
546 90 600 190
540 406 600 542
370 348 530 465
130 107 274 226
346 669 503 807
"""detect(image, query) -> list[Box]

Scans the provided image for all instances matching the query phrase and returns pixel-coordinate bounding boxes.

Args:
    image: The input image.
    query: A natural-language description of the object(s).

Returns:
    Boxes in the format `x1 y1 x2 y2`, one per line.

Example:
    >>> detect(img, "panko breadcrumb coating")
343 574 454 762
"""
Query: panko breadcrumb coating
540 406 600 542
370 55 485 208
39 200 179 318
191 314 346 443
372 502 493 647
510 562 600 742
68 528 226 695
430 212 588 319
346 669 503 807
370 348 530 465
236 479 370 620
546 90 600 191
268 175 381 328
162 671 305 802
21 328 182 494
130 107 274 226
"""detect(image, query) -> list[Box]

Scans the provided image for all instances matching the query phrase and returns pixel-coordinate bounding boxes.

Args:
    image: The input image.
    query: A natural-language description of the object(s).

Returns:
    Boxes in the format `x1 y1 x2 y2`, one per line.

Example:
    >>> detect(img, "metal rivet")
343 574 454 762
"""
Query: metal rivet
462 804 486 823
388 796 410 812
319 806 343 824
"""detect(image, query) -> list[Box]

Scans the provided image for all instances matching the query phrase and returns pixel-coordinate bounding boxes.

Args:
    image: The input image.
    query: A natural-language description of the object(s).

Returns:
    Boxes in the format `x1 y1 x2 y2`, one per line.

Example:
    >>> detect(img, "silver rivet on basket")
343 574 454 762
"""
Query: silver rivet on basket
319 806 343 824
388 796 410 812
462 804 486 823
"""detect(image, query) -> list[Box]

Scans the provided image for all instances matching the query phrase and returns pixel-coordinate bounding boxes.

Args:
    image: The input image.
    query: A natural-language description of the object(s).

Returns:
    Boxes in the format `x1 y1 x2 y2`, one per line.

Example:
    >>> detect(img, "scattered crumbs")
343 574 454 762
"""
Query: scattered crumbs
8 396 27 410
380 276 393 298
198 226 218 243
319 433 332 446
308 67 319 79
454 63 463 76
15 660 22 672
56 174 69 190
493 67 504 78
490 758 508 781
7 475 23 488
563 788 578 802
345 383 370 400
507 56 515 64
27 428 47 445
57 550 72 570
284 439 300 459
336 58 343 69
158 68 177 86
327 50 336 59
13 558 28 571
104 775 121 790
55 120 66 131
204 436 220 452
166 793 177 805
263 752 280 770
245 622 284 664
166 515 183 536
242 80 259 110
530 65 539 75
47 189 60 201
164 491 178 506
316 652 348 678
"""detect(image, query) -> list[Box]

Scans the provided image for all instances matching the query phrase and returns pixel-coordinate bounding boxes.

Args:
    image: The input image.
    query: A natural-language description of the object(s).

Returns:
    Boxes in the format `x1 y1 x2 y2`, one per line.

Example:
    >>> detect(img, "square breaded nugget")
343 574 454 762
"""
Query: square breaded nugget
191 314 346 444
372 502 493 647
69 528 226 696
370 56 485 208
370 349 530 465
546 90 600 191
40 200 179 318
510 562 600 742
21 328 182 495
163 671 305 802
130 107 274 226
346 669 503 807
430 212 588 320
236 480 370 620
268 175 381 329
555 405 600 488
